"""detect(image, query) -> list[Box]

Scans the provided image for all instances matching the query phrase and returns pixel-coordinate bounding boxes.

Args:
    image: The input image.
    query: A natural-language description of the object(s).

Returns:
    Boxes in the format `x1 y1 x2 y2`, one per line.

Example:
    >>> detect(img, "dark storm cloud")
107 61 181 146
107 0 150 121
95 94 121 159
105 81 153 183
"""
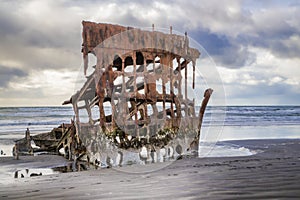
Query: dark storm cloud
0 2 25 36
0 15 22 36
186 1 300 67
190 30 231 55
190 30 255 68
240 12 300 59
0 66 28 88
23 29 71 49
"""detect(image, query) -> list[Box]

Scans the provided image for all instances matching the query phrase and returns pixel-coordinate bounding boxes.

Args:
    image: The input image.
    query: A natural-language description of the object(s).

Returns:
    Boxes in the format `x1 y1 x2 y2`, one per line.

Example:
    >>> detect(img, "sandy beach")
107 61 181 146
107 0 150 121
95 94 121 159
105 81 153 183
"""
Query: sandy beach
0 139 299 199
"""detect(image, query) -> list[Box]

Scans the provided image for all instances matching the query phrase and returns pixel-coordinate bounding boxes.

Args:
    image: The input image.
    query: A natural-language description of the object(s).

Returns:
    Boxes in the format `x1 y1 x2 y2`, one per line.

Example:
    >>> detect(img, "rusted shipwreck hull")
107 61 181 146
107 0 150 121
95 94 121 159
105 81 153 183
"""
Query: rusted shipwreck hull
61 21 213 166
15 21 213 167
14 124 77 156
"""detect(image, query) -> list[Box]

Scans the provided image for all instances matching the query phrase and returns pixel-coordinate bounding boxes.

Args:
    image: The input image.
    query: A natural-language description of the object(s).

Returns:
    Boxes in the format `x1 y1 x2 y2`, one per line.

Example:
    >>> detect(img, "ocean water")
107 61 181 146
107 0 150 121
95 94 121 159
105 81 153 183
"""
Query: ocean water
0 106 299 157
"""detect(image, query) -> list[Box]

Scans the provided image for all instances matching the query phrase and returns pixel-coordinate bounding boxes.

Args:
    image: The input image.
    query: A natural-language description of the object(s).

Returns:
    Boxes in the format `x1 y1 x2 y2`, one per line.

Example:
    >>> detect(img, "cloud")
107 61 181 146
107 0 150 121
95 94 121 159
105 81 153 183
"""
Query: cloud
160 1 300 67
2 0 300 69
0 0 84 73
190 30 256 67
224 81 300 105
0 65 28 88
0 0 299 106
218 60 300 105
0 69 79 106
237 6 300 60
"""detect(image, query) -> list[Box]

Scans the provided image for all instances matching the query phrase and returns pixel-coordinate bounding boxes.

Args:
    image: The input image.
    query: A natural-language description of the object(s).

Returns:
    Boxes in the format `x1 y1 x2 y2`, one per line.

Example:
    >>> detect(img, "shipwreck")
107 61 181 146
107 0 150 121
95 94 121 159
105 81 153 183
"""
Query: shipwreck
15 21 213 167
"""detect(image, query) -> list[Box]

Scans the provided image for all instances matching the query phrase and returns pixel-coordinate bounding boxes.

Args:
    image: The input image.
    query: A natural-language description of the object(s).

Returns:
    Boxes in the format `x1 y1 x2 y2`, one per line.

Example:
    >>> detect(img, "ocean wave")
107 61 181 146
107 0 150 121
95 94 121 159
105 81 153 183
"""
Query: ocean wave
199 142 256 158
0 106 299 134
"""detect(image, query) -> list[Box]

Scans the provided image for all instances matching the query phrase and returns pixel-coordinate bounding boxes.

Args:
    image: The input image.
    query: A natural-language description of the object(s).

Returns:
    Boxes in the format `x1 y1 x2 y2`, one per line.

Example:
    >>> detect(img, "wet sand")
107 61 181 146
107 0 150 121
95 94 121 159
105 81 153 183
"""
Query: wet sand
0 139 300 199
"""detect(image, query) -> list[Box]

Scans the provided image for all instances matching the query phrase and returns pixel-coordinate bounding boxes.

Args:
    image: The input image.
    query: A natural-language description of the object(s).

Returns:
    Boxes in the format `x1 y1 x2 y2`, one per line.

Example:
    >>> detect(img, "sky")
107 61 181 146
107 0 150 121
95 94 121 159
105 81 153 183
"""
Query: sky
0 0 299 106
